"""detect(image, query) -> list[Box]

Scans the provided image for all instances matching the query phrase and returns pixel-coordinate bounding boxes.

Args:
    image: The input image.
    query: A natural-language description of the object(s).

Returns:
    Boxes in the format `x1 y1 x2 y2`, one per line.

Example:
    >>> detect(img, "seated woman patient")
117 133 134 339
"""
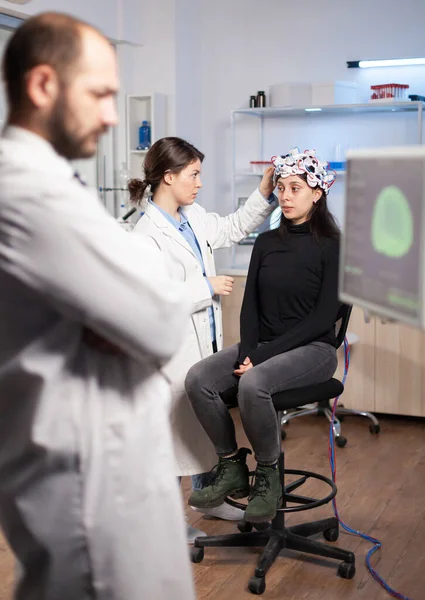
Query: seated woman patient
185 148 340 523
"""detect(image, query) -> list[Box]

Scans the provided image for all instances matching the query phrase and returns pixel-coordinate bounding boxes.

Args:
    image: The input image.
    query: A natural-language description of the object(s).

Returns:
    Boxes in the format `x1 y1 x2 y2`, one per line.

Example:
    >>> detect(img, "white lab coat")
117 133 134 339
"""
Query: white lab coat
133 191 275 476
0 127 195 600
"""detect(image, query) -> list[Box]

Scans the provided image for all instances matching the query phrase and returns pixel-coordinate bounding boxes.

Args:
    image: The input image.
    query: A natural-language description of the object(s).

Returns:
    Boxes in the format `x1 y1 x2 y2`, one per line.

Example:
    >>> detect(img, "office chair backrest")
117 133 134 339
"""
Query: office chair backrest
334 304 352 349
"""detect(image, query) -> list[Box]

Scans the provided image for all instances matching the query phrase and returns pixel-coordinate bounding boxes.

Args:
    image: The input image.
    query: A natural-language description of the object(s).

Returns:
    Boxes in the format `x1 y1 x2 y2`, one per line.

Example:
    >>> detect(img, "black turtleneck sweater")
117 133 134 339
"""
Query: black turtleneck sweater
238 222 340 366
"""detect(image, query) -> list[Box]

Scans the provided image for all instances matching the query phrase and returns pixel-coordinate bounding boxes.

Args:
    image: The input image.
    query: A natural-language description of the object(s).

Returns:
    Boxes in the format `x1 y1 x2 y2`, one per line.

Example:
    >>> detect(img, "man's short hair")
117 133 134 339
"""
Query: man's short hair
2 12 102 109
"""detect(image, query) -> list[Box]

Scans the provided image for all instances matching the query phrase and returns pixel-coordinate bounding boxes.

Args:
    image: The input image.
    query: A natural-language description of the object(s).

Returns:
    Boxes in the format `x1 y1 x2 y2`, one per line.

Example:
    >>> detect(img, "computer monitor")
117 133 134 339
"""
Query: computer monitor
339 146 425 328
237 197 281 245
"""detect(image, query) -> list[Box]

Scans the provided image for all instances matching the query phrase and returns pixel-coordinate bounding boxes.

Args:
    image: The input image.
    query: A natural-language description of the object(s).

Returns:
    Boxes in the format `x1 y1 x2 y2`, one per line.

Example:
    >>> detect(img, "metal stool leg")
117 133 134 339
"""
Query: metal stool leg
280 399 380 446
281 407 320 426
335 407 380 433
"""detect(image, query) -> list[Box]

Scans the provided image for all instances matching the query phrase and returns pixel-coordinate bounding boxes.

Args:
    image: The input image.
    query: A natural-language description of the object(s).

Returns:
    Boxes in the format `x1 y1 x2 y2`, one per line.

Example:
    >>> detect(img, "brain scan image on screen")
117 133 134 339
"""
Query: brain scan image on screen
341 156 423 323
372 185 413 259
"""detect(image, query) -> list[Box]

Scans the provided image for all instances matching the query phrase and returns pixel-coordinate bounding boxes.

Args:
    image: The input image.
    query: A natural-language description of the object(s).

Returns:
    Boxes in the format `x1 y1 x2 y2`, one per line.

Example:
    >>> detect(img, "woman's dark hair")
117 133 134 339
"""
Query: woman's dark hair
128 137 204 205
277 173 340 241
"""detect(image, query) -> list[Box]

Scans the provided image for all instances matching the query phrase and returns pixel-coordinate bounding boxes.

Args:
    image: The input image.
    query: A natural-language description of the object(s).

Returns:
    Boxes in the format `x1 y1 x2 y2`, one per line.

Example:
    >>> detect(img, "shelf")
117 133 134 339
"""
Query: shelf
126 93 166 178
231 101 424 118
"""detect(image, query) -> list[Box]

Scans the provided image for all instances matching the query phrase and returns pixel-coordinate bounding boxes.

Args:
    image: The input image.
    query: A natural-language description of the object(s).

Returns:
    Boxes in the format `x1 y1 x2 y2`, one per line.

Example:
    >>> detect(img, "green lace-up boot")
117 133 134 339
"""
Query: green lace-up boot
188 448 251 509
244 463 282 523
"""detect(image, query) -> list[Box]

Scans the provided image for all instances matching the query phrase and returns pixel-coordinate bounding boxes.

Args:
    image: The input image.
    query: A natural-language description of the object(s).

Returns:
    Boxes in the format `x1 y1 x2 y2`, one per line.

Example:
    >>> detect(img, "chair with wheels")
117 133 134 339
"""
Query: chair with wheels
190 385 357 595
190 433 355 595
280 303 380 447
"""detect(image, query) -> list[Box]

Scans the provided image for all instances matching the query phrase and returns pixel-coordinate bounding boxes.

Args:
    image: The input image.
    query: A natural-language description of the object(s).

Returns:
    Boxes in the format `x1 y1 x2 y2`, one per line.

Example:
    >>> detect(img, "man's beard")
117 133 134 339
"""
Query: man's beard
48 96 107 160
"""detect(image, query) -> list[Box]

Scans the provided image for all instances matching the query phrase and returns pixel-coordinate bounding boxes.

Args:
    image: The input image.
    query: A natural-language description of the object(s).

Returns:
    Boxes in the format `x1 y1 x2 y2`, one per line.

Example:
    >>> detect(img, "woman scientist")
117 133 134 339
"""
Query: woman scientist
129 137 276 540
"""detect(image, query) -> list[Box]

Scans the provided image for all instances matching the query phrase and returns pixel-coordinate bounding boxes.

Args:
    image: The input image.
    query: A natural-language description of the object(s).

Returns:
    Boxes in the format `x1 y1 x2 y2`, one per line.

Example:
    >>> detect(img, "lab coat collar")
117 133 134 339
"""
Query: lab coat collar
147 198 188 231
144 201 197 259
1 126 74 179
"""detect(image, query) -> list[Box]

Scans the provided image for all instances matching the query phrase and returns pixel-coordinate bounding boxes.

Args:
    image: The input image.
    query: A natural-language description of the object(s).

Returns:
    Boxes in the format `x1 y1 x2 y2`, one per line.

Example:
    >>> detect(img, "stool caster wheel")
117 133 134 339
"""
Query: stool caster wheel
281 428 287 440
338 561 355 579
323 526 339 542
369 424 380 434
190 546 204 563
248 576 266 595
336 436 347 448
238 520 253 533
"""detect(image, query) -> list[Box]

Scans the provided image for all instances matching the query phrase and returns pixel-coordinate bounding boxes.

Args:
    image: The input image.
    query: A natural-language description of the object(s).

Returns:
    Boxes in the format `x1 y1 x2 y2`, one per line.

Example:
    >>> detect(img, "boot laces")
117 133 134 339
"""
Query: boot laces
210 459 234 486
249 471 270 499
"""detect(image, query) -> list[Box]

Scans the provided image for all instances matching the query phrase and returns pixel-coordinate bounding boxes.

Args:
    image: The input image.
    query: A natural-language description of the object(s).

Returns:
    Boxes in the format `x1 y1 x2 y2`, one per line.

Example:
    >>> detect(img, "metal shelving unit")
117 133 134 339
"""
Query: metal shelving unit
231 101 424 190
229 101 424 267
232 101 424 119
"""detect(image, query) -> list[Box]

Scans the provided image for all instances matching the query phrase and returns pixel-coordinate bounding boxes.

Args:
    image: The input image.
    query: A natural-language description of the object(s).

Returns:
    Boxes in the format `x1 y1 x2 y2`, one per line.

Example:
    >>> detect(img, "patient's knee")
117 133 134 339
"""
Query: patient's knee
185 361 205 400
238 369 261 400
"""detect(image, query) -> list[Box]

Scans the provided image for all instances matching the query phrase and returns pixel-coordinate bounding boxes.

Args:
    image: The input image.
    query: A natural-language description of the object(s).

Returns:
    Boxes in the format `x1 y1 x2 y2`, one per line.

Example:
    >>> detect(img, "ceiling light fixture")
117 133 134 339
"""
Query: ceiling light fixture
347 58 425 69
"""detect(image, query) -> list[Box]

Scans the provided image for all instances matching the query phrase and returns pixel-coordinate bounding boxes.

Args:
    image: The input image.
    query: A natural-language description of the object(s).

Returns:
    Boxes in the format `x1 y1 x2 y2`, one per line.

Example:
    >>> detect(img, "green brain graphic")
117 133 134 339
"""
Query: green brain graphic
371 185 413 258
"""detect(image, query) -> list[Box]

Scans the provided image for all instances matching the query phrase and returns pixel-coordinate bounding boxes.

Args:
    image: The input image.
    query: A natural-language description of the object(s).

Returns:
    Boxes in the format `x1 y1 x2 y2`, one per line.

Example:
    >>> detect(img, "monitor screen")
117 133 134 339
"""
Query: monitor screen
238 197 281 245
339 149 425 327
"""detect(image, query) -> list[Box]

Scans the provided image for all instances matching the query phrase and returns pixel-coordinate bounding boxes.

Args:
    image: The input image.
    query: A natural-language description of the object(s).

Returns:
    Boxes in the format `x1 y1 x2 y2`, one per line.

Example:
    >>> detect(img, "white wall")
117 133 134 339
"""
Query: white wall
174 0 202 148
128 0 202 141
133 0 176 133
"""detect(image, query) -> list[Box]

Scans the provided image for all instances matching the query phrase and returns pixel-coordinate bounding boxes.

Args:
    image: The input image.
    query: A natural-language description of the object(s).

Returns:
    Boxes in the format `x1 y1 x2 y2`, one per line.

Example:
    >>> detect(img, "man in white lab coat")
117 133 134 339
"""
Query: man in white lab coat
0 12 195 600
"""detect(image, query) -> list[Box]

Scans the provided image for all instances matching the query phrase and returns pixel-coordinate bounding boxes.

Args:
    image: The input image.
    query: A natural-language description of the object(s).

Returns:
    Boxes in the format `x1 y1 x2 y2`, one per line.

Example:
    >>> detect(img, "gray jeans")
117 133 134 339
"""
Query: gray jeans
185 342 337 465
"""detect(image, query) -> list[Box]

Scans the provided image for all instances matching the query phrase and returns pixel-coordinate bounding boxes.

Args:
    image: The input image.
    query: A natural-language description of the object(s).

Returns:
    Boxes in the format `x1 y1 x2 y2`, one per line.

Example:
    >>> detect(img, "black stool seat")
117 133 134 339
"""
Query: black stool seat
273 379 344 411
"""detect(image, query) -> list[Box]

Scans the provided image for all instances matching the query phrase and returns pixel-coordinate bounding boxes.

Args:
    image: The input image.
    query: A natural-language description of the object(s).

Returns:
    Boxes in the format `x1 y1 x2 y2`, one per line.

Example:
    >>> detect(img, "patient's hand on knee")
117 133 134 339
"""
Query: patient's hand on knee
234 357 253 376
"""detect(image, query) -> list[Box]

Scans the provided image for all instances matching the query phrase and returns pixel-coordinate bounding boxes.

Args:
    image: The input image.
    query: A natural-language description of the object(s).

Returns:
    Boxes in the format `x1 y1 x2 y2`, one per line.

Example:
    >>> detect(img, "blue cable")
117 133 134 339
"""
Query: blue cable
328 337 411 600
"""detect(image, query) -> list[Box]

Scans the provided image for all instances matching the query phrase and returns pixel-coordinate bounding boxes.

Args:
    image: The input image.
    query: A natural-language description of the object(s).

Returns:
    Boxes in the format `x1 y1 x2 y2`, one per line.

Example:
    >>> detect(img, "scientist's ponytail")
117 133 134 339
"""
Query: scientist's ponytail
128 178 150 206
128 136 204 206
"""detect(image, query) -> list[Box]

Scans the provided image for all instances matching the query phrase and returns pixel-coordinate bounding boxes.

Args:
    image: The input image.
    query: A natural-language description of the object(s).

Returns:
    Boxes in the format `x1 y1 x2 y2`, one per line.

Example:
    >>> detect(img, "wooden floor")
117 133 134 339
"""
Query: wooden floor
1 411 424 599
184 410 425 600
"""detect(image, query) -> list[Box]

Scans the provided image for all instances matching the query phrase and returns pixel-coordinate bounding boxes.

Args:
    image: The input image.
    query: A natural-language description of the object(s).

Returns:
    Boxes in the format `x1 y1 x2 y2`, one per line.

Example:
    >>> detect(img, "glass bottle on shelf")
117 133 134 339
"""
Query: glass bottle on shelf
118 162 131 209
137 120 151 150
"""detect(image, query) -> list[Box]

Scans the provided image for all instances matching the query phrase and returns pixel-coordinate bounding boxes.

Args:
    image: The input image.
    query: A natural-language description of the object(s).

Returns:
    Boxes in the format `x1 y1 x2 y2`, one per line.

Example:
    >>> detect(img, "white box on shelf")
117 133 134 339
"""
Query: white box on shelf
269 82 312 107
311 81 357 106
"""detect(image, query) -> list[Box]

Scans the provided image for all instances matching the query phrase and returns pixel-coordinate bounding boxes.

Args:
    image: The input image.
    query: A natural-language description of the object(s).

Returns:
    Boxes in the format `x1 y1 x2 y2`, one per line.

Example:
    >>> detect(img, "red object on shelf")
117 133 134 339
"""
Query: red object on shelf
370 83 409 100
250 160 272 174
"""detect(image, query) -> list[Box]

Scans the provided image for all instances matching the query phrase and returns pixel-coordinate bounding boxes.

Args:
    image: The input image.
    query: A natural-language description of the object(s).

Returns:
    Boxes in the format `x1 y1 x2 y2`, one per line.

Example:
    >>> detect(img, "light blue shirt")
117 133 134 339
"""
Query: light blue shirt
148 200 216 343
